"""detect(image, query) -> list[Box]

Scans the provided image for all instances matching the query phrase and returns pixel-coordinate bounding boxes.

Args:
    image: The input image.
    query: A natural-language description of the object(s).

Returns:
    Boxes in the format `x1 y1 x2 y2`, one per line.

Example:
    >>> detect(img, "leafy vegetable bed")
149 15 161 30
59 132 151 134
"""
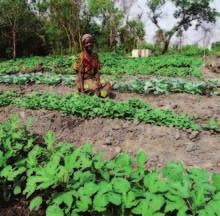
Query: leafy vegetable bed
1 73 218 96
101 53 203 77
0 56 74 75
112 78 219 96
0 91 217 131
0 116 220 216
0 53 203 78
0 73 75 86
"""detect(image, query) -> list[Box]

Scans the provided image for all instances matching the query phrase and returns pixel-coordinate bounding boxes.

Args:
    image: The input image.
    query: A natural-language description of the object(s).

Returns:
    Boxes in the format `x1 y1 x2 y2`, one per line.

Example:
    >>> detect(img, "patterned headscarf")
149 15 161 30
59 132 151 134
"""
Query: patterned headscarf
82 34 93 43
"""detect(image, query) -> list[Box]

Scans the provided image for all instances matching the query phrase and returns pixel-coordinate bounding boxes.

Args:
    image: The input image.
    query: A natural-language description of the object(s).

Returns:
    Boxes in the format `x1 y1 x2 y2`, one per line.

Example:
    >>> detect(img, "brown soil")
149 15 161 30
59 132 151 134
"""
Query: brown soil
0 198 44 216
116 92 220 123
0 106 219 173
202 56 220 80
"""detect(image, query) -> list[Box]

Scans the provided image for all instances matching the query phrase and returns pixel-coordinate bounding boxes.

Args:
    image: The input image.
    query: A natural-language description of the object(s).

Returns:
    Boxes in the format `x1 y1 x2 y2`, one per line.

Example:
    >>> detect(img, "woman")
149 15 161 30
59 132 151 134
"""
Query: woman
73 34 110 97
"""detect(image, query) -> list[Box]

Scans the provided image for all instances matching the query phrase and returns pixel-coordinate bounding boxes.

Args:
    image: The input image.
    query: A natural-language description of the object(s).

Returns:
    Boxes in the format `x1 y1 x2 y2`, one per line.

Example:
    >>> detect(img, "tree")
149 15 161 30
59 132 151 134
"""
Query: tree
146 0 219 53
120 19 145 51
117 0 134 22
0 0 40 59
153 29 165 51
198 23 214 48
35 0 84 53
88 0 124 49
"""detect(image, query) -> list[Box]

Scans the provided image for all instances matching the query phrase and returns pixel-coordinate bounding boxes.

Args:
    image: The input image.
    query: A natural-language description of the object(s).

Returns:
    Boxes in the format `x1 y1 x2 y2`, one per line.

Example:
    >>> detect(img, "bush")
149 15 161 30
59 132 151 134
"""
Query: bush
170 45 209 56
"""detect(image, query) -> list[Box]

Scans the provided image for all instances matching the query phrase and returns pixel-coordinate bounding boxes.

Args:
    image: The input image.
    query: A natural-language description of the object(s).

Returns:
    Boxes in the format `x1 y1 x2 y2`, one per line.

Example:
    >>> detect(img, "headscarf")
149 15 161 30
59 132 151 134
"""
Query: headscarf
82 34 93 43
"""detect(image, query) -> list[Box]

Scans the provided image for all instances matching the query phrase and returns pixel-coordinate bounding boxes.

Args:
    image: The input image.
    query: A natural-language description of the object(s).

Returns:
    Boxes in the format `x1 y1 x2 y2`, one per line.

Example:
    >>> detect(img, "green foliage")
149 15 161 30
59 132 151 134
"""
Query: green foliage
0 53 203 78
202 119 220 132
147 0 218 53
0 91 19 107
100 53 203 78
170 45 210 56
0 90 202 131
120 19 145 51
0 115 35 201
0 56 74 75
5 91 202 130
0 90 218 131
212 41 220 50
29 196 43 211
0 73 75 86
112 78 219 95
210 41 220 57
88 0 124 49
99 53 201 77
0 116 220 216
0 0 44 58
1 73 219 96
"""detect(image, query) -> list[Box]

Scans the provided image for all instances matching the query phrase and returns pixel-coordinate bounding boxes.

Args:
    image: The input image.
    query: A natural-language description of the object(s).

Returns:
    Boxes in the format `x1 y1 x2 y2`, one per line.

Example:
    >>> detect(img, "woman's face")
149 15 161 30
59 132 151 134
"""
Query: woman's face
83 37 93 53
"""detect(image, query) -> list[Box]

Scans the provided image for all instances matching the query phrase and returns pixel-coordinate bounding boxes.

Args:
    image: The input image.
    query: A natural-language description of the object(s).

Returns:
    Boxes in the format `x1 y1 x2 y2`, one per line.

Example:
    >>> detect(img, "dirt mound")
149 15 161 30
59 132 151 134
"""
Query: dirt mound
0 107 219 172
203 56 220 80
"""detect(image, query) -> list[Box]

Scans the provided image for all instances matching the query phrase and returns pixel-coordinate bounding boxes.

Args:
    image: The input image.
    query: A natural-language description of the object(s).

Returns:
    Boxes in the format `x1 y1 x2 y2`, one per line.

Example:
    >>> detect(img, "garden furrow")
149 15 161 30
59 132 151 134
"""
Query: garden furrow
0 106 219 172
0 115 220 216
1 73 219 95
0 90 203 131
0 83 220 124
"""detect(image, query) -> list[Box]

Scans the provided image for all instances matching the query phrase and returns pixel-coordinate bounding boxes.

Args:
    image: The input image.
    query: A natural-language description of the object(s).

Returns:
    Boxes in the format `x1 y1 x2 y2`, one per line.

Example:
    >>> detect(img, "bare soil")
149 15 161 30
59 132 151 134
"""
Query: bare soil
203 56 220 80
0 198 44 216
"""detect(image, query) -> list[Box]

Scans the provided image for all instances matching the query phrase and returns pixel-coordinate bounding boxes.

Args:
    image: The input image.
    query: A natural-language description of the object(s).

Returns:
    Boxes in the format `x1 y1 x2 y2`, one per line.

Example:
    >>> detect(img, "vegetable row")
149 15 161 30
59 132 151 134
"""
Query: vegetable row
1 73 219 96
0 91 219 131
0 116 220 216
112 78 219 96
0 53 203 77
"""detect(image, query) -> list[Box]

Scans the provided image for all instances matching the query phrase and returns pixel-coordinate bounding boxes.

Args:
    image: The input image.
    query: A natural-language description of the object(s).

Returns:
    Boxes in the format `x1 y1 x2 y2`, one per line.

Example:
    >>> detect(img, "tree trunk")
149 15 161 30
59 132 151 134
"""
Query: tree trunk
162 41 169 54
12 27 16 59
162 35 172 54
72 0 82 50
62 24 72 53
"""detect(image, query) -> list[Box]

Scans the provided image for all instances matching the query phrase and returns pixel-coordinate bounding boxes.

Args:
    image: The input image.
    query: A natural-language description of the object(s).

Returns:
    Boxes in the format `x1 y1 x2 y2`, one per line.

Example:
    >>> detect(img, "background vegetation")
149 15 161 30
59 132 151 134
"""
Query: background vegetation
0 0 219 59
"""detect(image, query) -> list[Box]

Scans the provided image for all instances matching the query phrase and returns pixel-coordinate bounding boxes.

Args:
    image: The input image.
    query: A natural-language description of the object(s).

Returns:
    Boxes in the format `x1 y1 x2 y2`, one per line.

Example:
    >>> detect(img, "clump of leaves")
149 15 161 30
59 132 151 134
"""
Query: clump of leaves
2 91 201 131
0 116 220 216
111 78 219 95
0 53 203 78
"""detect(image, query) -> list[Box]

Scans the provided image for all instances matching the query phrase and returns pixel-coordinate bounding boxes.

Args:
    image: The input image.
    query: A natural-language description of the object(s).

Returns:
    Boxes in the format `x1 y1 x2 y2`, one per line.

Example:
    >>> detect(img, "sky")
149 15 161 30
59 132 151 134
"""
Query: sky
130 0 220 47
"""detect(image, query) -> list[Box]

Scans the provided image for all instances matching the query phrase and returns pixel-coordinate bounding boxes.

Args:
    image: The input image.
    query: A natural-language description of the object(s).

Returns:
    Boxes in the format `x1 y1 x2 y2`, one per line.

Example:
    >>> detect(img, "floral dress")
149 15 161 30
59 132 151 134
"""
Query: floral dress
73 51 110 97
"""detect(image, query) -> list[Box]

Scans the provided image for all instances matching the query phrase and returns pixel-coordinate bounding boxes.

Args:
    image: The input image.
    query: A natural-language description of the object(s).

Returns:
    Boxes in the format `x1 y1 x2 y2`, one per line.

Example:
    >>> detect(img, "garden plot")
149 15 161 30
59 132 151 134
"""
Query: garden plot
0 55 220 216
0 106 219 172
0 83 220 123
0 114 220 216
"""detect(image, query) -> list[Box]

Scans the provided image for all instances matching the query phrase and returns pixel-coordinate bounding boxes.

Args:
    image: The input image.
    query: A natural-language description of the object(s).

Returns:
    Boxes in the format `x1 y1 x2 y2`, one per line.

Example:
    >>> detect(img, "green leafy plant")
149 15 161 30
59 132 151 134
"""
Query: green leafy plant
0 53 203 78
2 73 219 96
0 116 220 216
0 90 202 131
111 78 219 95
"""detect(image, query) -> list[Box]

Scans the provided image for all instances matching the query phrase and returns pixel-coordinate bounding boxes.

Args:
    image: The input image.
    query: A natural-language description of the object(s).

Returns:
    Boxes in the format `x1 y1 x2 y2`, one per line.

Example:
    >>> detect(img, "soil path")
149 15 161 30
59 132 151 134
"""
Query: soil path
0 106 219 172
0 83 220 123
203 56 220 80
